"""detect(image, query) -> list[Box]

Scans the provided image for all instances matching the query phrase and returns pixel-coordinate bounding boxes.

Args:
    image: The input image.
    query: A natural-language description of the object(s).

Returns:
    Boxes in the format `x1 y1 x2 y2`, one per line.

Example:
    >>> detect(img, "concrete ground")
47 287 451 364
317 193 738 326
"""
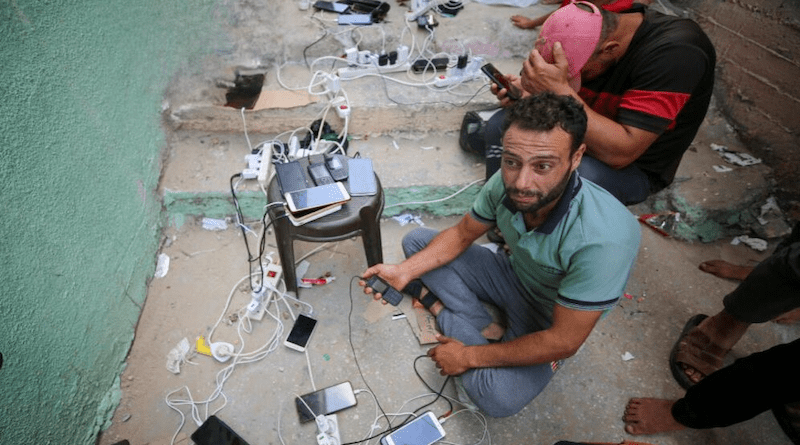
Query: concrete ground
99 1 798 444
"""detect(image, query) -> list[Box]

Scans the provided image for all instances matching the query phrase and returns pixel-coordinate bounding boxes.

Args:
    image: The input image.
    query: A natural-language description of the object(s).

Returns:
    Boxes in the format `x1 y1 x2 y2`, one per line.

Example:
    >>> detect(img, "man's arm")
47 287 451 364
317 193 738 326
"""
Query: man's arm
429 304 603 375
362 213 491 292
519 44 659 169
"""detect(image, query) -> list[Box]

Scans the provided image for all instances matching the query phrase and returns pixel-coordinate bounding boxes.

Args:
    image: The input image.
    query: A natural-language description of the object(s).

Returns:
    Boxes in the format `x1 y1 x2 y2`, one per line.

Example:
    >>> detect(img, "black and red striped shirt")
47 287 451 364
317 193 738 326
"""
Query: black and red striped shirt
579 5 716 191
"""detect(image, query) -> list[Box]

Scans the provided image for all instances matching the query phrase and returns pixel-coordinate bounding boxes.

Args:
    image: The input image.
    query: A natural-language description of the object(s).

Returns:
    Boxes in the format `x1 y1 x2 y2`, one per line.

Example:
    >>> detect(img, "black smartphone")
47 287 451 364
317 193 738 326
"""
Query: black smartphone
481 63 520 100
365 275 403 306
313 1 350 13
308 162 335 186
295 381 358 423
191 415 250 445
284 314 318 352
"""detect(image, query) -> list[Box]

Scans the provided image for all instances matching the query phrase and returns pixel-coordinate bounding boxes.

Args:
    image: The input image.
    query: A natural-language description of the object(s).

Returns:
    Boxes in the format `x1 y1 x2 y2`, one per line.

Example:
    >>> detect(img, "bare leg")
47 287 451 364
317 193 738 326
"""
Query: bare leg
623 398 686 435
698 259 753 281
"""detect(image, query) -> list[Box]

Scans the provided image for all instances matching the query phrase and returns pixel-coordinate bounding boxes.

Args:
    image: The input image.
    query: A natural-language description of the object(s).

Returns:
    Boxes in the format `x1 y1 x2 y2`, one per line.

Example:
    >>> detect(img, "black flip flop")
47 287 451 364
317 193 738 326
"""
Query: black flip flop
669 313 709 390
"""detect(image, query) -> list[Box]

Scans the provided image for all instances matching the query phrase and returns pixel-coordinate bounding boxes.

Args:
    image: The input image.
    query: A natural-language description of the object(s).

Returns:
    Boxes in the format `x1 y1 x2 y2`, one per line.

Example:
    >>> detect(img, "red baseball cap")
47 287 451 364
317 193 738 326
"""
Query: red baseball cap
536 1 603 91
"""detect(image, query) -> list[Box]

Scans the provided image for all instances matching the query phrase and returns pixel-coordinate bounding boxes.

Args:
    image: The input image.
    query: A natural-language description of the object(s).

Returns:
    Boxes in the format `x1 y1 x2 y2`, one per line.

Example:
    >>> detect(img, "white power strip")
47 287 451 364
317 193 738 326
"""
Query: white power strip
337 62 411 79
256 152 272 189
433 70 484 88
245 262 283 320
316 414 340 445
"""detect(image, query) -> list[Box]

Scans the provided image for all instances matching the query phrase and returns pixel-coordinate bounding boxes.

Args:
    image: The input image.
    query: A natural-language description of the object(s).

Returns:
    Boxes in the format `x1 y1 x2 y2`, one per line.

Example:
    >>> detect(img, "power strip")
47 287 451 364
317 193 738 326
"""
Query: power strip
316 414 340 445
245 262 283 320
433 70 484 88
337 62 411 79
256 151 272 189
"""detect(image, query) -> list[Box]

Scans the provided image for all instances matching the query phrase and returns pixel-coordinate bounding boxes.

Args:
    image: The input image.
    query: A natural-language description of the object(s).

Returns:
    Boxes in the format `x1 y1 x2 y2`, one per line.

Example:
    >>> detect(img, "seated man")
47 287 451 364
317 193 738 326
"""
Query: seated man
361 93 641 417
485 1 716 205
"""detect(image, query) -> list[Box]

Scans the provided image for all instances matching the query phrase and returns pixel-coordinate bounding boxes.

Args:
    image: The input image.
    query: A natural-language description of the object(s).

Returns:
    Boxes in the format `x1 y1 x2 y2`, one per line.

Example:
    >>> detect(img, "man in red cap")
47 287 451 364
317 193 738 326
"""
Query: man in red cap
485 1 716 206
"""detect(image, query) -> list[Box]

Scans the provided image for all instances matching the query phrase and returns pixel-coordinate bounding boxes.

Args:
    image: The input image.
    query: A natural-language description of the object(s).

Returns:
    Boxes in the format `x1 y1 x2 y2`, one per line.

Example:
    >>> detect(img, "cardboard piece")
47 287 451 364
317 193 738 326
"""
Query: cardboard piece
252 89 317 110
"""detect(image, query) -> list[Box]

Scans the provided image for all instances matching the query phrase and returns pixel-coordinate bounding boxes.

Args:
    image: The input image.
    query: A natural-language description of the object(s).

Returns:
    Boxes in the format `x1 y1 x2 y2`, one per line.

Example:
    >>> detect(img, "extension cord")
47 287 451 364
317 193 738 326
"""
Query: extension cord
432 70 483 88
330 97 350 119
245 262 283 320
315 414 340 445
256 151 272 189
337 62 411 79
406 0 435 21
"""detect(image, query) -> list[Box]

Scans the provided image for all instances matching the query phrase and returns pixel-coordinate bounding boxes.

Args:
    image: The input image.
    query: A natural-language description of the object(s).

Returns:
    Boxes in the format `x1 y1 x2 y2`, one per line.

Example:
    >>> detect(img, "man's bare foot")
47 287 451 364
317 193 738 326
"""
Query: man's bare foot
623 398 686 435
698 259 753 281
774 307 800 324
481 322 505 341
677 311 749 384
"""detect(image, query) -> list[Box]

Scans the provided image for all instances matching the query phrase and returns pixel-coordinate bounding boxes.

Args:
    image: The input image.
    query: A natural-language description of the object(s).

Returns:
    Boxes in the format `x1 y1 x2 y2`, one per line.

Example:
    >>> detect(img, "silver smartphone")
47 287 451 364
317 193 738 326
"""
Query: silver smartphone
295 381 358 423
380 411 445 445
284 182 350 213
284 314 317 352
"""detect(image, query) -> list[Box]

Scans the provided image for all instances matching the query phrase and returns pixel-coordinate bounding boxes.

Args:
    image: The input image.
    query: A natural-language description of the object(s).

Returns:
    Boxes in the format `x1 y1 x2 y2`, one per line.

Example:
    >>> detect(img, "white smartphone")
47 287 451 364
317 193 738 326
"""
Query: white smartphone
347 158 378 196
284 182 350 213
380 411 445 445
295 381 358 423
284 314 317 352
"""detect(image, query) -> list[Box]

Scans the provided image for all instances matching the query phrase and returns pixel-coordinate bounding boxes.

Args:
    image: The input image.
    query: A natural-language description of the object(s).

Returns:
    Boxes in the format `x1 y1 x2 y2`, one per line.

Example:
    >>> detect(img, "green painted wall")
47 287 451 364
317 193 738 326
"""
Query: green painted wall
0 0 225 443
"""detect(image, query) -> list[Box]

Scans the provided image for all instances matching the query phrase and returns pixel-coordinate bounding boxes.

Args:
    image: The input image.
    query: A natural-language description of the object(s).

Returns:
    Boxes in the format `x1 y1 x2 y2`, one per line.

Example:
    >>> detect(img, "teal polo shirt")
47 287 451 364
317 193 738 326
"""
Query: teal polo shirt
471 171 641 317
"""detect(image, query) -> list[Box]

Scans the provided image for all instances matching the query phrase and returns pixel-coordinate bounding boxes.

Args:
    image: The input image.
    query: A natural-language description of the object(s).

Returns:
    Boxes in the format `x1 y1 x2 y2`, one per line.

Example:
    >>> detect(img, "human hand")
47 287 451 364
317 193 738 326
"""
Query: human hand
359 264 409 304
490 74 526 107
510 15 537 29
520 42 573 95
428 334 470 375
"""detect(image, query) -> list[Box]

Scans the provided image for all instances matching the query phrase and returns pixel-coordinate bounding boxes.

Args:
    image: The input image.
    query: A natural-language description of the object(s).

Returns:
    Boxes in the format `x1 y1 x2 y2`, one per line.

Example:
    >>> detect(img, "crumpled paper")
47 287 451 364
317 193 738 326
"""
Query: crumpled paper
166 337 192 374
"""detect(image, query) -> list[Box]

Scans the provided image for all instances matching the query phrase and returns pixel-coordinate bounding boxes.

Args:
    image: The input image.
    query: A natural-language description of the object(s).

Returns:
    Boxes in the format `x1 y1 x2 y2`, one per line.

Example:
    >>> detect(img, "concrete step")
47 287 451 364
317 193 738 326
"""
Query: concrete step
159 129 486 223
158 1 790 242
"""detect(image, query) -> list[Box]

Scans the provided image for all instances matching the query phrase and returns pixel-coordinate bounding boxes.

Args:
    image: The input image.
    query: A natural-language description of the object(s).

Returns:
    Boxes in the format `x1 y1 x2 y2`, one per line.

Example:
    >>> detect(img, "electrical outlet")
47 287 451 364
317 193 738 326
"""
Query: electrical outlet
245 262 283 320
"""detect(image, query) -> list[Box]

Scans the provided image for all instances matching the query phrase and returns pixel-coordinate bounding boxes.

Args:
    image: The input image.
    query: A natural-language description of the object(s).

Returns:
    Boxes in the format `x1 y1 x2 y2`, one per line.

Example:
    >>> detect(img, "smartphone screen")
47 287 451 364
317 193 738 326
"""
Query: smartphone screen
191 415 250 445
295 381 358 423
381 411 445 445
285 182 349 212
481 63 520 100
284 314 317 352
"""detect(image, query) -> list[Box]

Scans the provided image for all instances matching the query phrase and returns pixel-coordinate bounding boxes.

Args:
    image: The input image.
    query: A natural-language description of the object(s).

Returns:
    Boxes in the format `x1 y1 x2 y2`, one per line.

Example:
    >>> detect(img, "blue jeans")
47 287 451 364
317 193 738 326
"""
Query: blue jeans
402 227 558 417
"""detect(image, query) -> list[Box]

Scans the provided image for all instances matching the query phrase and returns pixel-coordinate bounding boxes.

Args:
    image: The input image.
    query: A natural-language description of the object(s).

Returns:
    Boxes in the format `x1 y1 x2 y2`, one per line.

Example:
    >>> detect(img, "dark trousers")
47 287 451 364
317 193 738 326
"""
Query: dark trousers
672 224 800 429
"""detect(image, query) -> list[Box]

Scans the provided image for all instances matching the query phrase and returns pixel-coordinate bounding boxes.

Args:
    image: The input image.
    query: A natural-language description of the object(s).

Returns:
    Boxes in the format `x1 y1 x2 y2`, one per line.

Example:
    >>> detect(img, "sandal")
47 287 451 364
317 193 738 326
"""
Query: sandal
403 280 440 311
669 314 729 389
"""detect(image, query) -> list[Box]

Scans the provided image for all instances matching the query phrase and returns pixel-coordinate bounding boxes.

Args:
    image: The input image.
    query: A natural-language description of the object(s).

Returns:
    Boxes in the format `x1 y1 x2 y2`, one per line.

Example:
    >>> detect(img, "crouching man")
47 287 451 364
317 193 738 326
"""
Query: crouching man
362 93 641 417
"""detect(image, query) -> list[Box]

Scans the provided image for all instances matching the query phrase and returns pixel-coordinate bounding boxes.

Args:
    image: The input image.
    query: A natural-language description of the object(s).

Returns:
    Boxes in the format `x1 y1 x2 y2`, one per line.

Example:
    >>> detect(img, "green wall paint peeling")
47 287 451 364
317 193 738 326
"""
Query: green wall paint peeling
0 0 227 443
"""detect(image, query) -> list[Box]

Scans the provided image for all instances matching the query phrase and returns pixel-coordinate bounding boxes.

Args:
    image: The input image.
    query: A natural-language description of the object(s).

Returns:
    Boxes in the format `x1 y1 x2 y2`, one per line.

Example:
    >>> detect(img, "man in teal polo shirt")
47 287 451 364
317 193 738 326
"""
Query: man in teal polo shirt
361 93 641 417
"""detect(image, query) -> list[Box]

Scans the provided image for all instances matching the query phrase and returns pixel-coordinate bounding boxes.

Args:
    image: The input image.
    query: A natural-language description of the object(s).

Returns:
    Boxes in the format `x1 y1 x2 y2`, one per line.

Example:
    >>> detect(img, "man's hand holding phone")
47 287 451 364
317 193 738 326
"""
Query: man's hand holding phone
359 264 408 306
